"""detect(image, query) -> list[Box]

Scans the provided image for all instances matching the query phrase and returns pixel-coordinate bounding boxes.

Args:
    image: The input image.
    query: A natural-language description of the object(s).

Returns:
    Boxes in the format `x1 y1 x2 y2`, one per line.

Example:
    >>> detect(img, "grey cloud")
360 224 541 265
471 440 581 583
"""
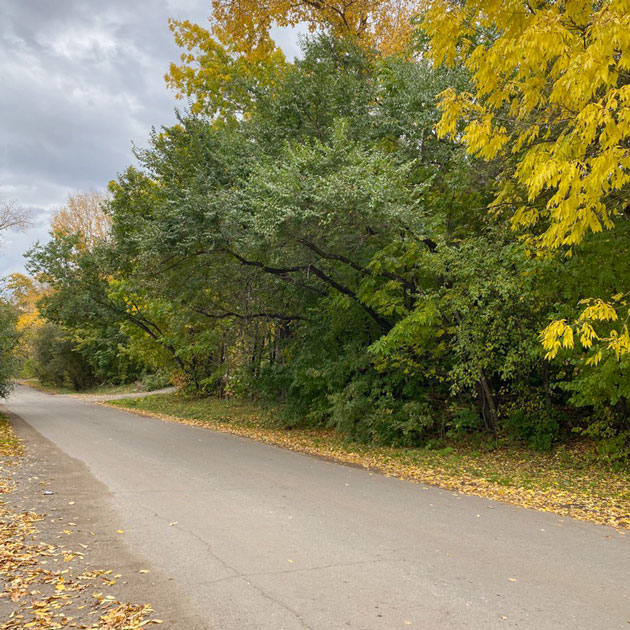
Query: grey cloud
0 1 300 275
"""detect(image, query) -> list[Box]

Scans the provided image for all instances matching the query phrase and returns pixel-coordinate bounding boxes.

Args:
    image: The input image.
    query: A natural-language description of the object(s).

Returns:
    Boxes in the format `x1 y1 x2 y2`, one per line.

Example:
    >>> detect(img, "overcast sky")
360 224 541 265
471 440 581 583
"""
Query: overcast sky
0 1 301 277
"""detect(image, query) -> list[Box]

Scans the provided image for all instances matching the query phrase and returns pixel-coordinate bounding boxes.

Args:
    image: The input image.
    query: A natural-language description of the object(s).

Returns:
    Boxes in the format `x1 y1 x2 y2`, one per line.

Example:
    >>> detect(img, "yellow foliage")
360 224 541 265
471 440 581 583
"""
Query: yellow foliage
211 0 422 56
165 1 423 115
541 297 630 363
165 18 287 118
423 0 630 361
5 273 48 368
541 319 574 360
422 0 630 250
51 190 111 251
6 273 46 334
578 299 618 323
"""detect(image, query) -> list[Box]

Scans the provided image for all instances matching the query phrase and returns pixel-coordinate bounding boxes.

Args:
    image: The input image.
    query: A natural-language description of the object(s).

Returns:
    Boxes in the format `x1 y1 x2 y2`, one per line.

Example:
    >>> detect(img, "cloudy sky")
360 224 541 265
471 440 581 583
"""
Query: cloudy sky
0 1 301 276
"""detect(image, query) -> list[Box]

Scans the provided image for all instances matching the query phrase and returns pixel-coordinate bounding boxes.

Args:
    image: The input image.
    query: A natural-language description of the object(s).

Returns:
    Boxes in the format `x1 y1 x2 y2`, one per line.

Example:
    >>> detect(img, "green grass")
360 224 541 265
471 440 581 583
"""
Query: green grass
108 393 270 426
106 392 630 528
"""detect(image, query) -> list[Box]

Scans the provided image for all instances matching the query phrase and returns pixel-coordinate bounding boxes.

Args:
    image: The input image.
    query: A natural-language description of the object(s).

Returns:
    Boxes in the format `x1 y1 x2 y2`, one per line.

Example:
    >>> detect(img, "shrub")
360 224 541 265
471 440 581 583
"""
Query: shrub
504 408 560 452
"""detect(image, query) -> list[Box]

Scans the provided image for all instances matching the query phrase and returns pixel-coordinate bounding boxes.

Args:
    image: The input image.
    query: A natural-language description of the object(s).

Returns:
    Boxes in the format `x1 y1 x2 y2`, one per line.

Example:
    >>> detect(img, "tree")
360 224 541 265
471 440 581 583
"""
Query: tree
165 1 421 117
31 322 96 391
0 196 30 240
25 235 155 389
165 19 286 118
32 30 625 450
0 296 19 398
4 273 46 376
210 0 422 55
0 196 30 395
421 0 630 362
114 35 543 439
51 190 111 251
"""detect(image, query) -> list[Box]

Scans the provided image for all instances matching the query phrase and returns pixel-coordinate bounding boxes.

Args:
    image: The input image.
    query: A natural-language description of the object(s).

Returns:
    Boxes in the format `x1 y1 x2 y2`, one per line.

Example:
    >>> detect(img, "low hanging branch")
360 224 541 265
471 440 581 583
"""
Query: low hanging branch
223 246 391 332
195 307 305 322
297 238 415 291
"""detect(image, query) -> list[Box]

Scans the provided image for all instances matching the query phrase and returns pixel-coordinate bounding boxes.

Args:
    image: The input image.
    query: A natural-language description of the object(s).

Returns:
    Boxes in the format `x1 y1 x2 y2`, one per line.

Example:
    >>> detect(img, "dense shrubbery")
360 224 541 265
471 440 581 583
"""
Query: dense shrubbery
21 28 630 457
32 323 96 391
0 298 19 397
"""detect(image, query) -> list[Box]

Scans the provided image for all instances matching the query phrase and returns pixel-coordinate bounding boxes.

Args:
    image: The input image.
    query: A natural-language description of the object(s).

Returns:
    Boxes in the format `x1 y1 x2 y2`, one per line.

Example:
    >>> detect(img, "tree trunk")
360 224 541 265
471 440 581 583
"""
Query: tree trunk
477 370 498 433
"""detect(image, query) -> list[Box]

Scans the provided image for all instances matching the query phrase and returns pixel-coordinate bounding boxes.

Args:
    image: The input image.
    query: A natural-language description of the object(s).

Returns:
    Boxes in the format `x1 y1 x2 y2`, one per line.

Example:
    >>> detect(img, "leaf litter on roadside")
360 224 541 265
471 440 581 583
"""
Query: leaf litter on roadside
0 416 163 629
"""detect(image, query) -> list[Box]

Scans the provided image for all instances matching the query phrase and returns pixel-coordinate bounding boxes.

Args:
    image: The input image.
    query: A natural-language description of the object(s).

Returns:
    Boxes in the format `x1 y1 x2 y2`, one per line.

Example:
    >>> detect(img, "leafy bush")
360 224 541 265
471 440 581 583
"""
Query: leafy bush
138 371 172 392
504 408 560 452
32 323 96 391
327 376 439 446
447 407 484 438
560 355 630 461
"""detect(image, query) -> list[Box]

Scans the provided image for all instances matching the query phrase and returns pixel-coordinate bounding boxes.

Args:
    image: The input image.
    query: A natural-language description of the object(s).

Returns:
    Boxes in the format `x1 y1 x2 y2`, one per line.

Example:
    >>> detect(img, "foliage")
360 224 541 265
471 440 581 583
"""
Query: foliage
423 0 630 250
165 18 287 118
503 408 560 453
22 25 630 458
165 0 424 117
50 190 111 251
213 1 419 55
559 353 630 461
31 323 96 391
421 0 630 363
0 196 31 395
0 297 19 398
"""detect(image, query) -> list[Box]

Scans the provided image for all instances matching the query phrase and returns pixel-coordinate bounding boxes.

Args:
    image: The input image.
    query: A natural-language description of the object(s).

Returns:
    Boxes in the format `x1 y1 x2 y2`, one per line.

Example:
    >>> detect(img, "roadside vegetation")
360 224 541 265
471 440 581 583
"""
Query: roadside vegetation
2 2 629 499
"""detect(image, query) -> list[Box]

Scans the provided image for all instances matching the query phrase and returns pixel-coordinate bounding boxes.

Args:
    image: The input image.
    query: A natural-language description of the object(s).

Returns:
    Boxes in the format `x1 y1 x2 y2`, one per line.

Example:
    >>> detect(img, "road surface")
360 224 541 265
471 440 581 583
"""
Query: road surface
2 385 629 629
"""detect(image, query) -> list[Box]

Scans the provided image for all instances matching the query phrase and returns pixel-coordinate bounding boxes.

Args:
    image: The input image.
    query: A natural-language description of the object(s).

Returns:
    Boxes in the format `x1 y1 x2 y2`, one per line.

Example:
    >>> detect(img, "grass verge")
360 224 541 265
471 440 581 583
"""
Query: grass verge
16 379 144 397
105 393 630 530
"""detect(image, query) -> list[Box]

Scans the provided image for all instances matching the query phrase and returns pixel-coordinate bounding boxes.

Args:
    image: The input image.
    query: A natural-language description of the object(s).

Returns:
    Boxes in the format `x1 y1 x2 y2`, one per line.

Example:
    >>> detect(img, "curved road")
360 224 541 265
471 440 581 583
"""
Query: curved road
2 385 629 629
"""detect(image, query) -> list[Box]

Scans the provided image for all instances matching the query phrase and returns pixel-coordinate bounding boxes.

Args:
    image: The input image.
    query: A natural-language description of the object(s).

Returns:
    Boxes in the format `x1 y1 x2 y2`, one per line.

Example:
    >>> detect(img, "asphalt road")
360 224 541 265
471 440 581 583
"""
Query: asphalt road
3 385 629 629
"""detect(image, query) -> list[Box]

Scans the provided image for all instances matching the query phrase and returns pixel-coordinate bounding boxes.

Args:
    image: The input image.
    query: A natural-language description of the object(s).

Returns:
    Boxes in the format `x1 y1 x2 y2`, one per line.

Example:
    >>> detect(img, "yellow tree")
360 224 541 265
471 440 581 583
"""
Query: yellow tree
5 273 47 373
165 19 287 118
166 1 421 116
422 0 630 362
51 190 111 251
211 0 421 55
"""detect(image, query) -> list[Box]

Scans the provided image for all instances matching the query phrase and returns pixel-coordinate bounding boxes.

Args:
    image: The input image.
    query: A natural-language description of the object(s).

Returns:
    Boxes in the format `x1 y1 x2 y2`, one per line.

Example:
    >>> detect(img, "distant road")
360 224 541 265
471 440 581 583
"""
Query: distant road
3 385 629 629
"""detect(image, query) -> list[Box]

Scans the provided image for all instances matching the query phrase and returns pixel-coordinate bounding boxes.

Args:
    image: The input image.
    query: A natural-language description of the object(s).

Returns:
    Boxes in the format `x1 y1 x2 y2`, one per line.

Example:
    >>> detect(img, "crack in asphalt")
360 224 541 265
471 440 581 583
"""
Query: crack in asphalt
133 502 319 629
